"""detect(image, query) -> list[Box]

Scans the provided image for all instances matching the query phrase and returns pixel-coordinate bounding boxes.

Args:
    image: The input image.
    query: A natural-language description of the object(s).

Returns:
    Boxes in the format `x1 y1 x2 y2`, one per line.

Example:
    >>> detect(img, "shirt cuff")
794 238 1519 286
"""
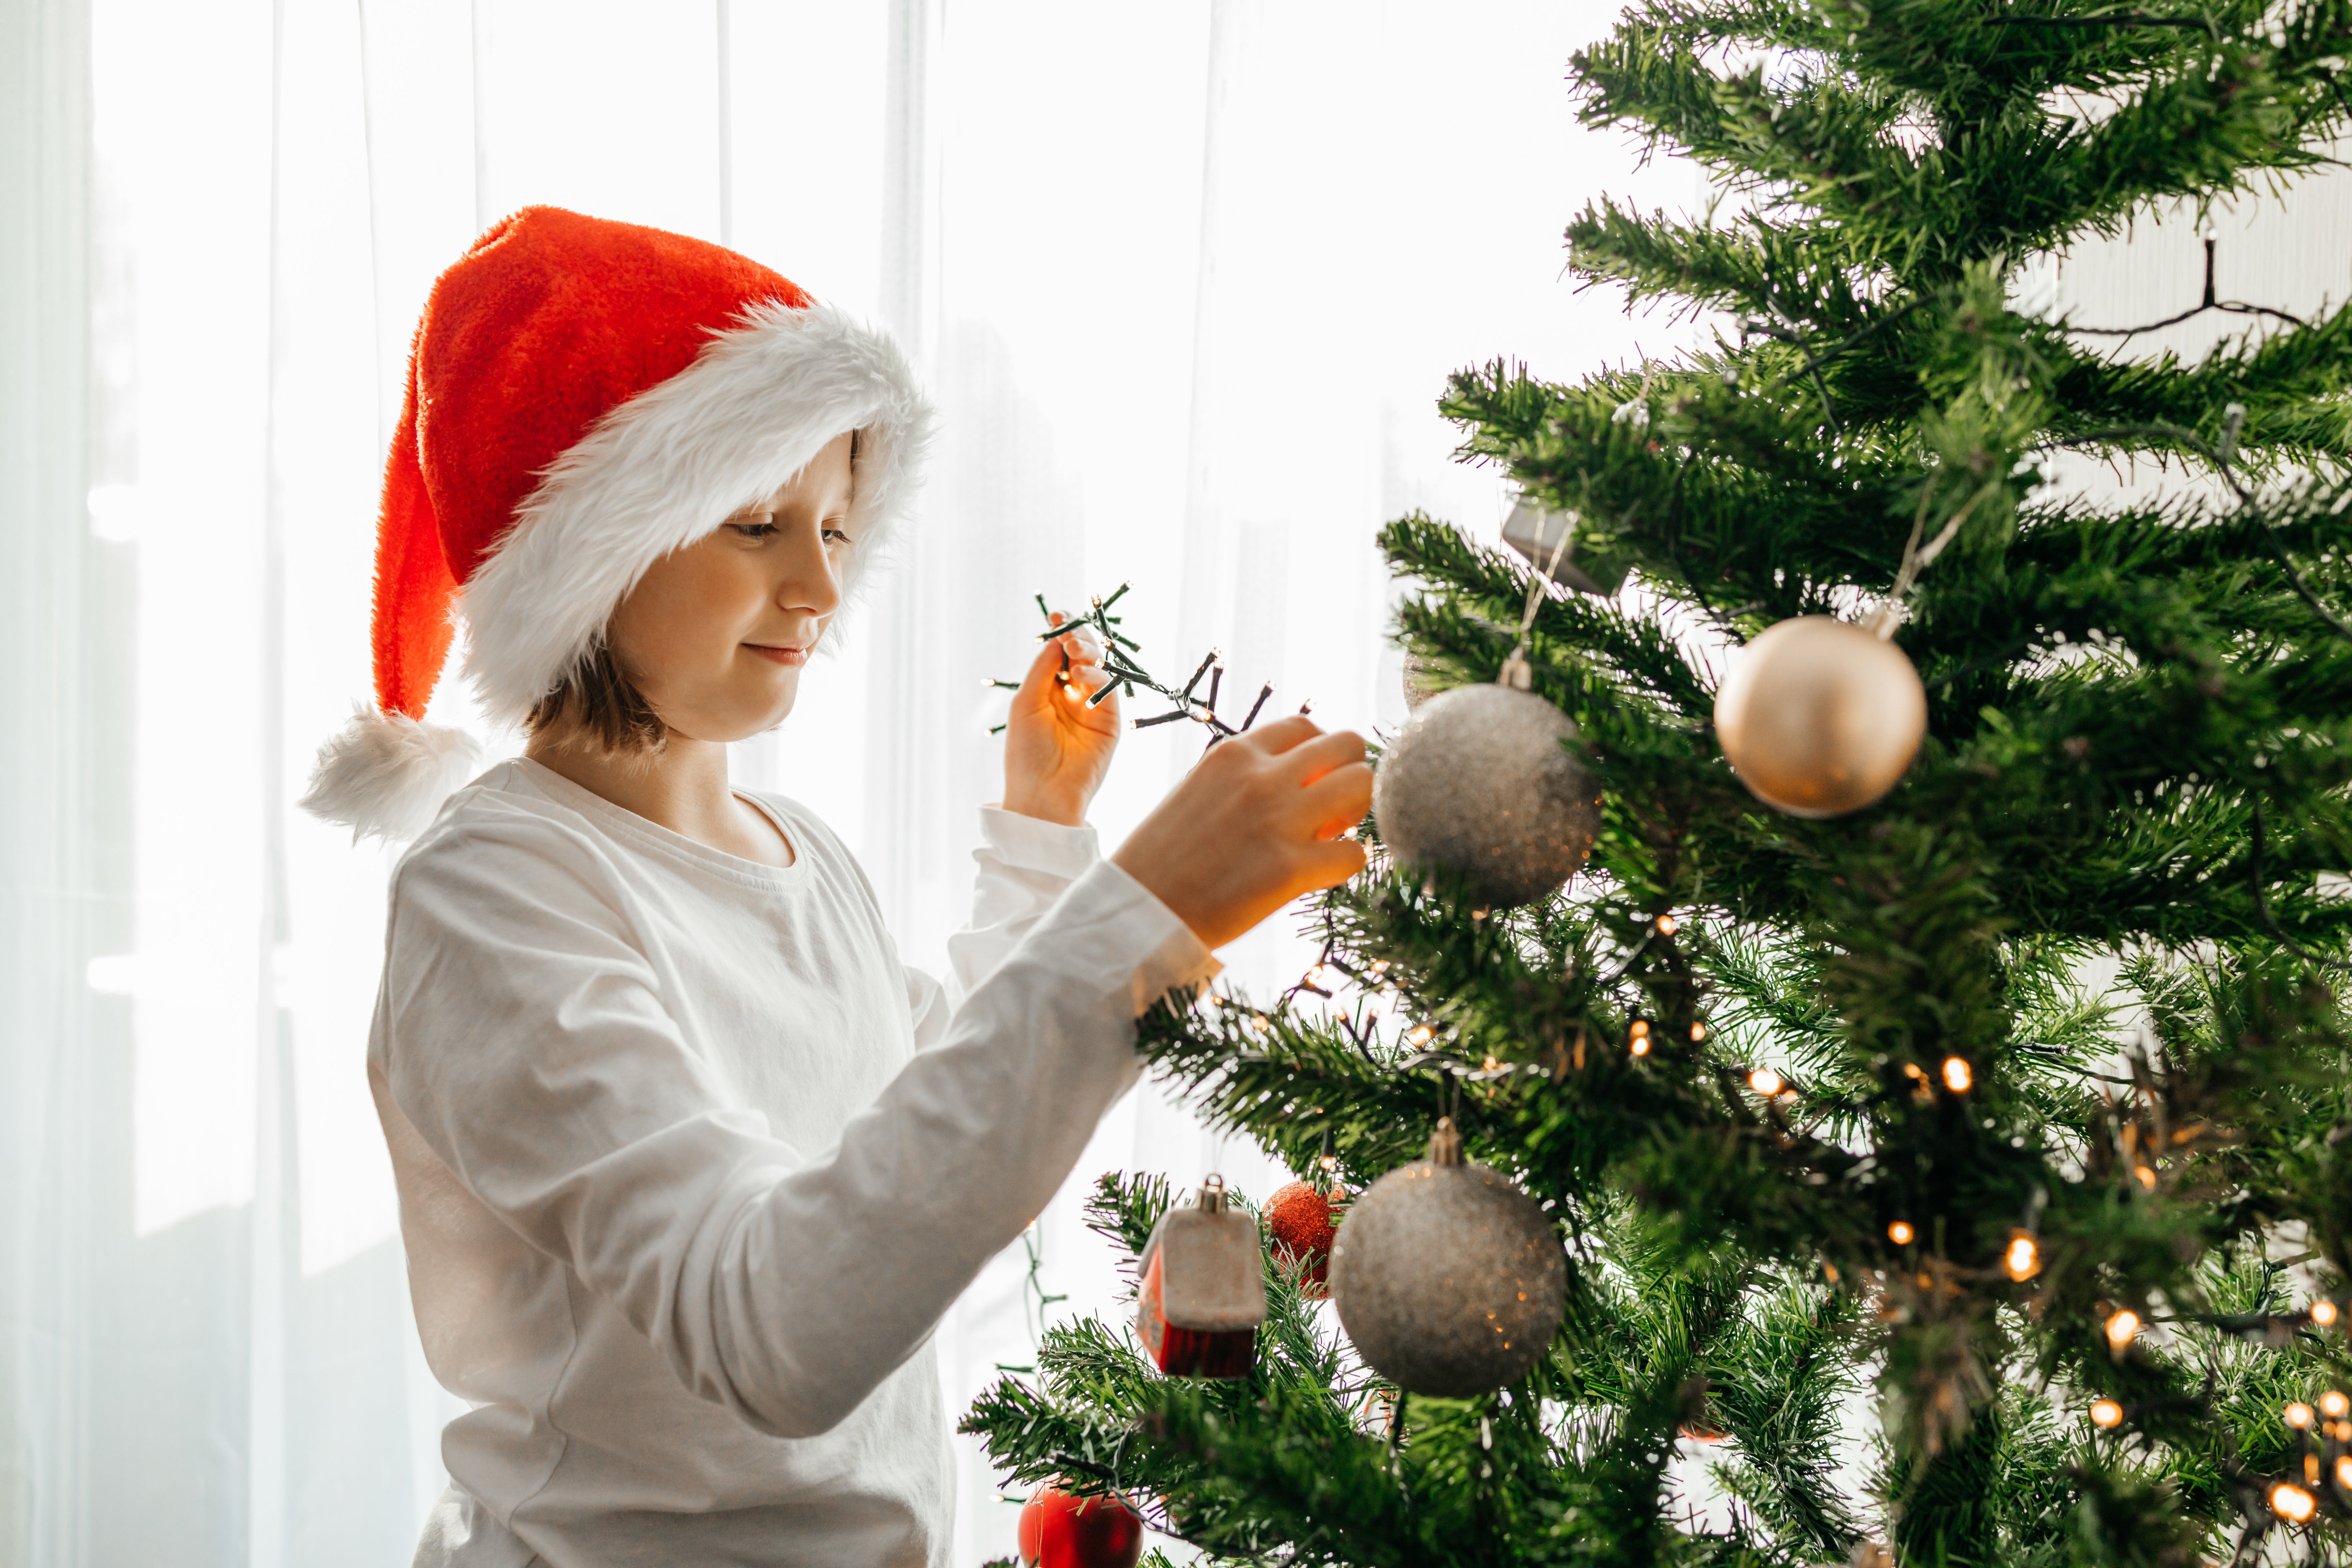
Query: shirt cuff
976 804 1100 880
1044 858 1222 1016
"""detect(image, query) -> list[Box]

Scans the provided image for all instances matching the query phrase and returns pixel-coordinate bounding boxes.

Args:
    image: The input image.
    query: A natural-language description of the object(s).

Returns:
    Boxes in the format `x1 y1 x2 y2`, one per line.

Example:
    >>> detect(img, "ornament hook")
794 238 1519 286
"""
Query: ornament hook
1197 1174 1228 1214
1500 502 1577 689
1427 1117 1465 1167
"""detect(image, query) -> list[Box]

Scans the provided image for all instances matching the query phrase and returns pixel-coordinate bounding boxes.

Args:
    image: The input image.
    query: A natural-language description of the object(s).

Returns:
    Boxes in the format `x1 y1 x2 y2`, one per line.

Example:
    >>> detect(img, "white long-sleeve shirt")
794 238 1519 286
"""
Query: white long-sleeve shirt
373 758 1214 1568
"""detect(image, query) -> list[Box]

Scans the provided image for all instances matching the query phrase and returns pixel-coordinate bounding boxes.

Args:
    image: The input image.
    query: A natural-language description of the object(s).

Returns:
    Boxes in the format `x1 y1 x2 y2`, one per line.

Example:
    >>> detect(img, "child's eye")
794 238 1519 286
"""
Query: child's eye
823 527 853 546
729 518 779 540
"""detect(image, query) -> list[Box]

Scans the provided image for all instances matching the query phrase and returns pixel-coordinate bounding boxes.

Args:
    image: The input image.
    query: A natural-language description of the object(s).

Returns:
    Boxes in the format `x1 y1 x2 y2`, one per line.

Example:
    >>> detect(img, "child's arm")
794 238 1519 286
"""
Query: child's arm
924 616 1130 1007
952 610 1374 983
990 610 1374 952
933 805 1108 1012
379 816 1211 1440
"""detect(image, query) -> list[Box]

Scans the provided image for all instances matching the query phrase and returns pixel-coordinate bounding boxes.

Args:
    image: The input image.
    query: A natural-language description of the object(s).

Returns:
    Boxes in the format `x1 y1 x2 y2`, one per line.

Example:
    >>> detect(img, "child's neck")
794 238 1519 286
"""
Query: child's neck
524 727 794 868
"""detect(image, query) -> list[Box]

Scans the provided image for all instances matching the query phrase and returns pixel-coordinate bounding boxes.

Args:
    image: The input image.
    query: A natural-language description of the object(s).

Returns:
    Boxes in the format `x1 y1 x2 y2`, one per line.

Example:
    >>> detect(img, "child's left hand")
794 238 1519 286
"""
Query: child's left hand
1002 612 1121 827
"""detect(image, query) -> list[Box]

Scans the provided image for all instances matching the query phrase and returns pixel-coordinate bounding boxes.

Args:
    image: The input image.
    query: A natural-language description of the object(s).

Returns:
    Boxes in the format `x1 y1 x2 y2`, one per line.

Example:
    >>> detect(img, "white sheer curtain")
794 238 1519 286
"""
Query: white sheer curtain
35 1 2348 1564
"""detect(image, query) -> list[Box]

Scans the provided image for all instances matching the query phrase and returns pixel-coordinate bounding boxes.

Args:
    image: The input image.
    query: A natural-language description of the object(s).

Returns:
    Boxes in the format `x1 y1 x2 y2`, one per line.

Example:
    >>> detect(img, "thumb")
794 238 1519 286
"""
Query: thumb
1013 618 1069 707
1299 838 1369 889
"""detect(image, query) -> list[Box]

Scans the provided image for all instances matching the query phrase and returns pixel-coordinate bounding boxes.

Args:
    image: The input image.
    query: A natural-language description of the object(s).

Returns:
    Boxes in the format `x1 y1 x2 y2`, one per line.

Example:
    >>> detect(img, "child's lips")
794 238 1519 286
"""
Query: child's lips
745 643 810 667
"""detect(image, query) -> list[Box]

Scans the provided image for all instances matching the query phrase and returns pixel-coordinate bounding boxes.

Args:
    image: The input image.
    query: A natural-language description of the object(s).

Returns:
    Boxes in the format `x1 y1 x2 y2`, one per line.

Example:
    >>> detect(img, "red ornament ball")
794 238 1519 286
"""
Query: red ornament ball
1264 1180 1348 1298
1017 1482 1143 1568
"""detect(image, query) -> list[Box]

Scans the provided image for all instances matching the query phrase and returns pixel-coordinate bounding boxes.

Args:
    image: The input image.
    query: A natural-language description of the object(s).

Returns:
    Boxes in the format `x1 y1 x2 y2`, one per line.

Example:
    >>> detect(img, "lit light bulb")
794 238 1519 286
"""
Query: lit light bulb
2089 1399 2123 1428
2287 1401 2316 1429
1749 1068 1785 1097
1303 965 1326 988
1888 1221 1916 1246
1407 1026 1434 1047
1320 1154 1338 1171
1657 914 1679 935
2323 1391 2349 1419
1630 1020 1651 1038
1941 1057 1972 1094
2315 1301 2341 1327
2339 1456 2352 1491
1691 1022 1708 1041
2104 1310 2140 1349
2272 1481 2317 1523
2003 1231 2041 1281
2132 1165 2156 1191
1368 960 1389 976
1630 1035 1651 1057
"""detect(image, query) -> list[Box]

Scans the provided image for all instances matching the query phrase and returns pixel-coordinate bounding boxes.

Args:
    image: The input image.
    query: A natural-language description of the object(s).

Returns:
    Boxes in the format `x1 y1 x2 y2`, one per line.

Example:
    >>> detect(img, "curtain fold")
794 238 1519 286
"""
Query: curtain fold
2 2 98 1562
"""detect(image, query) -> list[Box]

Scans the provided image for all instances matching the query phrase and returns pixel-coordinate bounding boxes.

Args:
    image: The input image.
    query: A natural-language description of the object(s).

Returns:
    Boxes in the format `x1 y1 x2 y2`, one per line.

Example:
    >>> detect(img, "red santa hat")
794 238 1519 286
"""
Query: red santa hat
299 205 931 840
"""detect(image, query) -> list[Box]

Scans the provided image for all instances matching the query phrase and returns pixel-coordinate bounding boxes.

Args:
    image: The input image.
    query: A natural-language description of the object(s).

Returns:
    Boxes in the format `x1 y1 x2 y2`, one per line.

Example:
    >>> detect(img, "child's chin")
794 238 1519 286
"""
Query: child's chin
742 686 799 734
677 687 798 744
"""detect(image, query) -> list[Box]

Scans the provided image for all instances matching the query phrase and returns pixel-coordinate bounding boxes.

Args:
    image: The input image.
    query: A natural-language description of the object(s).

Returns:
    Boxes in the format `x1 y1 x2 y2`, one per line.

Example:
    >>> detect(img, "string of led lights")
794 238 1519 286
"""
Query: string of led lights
987 583 1306 743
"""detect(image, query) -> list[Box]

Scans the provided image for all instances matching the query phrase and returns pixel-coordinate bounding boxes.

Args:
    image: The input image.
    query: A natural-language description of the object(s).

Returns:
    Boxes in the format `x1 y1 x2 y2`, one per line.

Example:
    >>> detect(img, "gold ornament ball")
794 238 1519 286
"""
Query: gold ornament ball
1329 1121 1567 1398
1713 616 1926 818
1373 683 1600 909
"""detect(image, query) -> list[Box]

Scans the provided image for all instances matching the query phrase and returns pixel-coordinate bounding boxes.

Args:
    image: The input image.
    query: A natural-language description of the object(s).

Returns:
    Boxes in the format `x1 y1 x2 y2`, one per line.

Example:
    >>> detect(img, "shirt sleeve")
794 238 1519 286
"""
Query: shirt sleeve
906 805 1109 1051
379 812 1216 1442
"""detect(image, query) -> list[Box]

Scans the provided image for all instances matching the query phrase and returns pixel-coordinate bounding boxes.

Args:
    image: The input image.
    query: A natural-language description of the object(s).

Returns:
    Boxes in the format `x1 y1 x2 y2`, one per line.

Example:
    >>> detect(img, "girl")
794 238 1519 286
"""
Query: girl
302 207 1371 1568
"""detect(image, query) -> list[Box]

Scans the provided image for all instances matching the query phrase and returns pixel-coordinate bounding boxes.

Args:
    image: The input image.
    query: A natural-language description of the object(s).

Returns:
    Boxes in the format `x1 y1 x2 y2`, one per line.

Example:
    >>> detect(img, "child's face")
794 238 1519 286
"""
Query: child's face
605 430 856 742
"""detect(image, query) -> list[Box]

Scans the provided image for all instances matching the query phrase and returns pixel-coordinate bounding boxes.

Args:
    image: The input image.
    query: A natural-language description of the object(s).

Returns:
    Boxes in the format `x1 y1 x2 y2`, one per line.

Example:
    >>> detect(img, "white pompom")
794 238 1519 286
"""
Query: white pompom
298 704 484 843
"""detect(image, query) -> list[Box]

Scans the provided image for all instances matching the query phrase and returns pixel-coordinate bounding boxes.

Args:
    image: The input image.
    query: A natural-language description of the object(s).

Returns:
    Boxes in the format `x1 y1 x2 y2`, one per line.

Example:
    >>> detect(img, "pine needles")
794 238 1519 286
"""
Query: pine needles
961 0 2352 1560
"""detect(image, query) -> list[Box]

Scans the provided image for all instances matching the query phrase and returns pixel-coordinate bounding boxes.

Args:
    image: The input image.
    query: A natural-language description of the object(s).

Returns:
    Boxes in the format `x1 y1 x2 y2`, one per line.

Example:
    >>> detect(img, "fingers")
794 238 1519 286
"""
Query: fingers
1296 836 1370 890
1062 623 1105 664
1020 612 1111 710
1044 610 1106 669
1294 759 1373 834
1278 728 1367 787
1234 713 1323 755
1013 629 1068 706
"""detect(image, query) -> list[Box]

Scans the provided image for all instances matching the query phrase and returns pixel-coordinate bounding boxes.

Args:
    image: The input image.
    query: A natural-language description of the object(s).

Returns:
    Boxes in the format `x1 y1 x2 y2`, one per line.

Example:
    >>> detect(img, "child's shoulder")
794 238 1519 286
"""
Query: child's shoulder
392 759 620 894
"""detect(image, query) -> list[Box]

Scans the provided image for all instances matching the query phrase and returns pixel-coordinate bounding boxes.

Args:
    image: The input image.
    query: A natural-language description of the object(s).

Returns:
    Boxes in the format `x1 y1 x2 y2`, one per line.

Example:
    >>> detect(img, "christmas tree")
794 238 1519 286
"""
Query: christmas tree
965 0 2352 1561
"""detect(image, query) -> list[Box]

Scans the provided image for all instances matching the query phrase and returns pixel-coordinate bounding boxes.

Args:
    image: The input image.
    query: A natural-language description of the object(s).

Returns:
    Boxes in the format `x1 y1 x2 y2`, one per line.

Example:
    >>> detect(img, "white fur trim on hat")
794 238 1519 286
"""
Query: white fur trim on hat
459 299 934 728
298 705 485 843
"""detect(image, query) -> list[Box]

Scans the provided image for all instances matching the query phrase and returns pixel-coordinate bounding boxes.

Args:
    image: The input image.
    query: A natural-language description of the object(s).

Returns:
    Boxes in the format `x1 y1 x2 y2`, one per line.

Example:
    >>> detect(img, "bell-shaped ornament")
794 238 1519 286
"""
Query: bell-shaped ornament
1134 1175 1266 1379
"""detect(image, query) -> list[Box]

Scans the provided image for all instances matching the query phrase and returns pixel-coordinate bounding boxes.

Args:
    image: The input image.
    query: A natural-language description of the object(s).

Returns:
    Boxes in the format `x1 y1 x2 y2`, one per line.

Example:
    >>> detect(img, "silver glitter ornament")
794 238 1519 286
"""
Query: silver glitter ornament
1373 682 1599 909
1401 650 1443 711
1329 1119 1566 1398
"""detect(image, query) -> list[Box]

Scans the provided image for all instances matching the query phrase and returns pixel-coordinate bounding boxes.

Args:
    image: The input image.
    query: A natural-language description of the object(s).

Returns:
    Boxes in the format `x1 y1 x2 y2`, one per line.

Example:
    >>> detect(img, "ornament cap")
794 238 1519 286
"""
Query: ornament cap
1427 1118 1465 1167
1196 1175 1228 1215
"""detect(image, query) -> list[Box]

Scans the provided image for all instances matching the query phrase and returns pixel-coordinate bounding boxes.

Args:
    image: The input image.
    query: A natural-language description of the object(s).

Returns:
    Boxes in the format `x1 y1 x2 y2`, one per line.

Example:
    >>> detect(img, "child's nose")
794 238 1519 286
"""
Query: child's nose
778 537 844 618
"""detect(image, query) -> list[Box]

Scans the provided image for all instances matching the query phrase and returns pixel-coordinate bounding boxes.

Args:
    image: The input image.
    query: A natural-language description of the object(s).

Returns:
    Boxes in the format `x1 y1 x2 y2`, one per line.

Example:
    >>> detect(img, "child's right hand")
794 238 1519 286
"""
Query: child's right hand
1111 716 1373 951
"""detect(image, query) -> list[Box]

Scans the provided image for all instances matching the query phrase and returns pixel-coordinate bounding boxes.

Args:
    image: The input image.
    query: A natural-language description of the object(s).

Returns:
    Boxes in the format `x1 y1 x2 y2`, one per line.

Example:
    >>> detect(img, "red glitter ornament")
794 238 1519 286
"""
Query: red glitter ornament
1263 1179 1347 1298
1017 1482 1143 1568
